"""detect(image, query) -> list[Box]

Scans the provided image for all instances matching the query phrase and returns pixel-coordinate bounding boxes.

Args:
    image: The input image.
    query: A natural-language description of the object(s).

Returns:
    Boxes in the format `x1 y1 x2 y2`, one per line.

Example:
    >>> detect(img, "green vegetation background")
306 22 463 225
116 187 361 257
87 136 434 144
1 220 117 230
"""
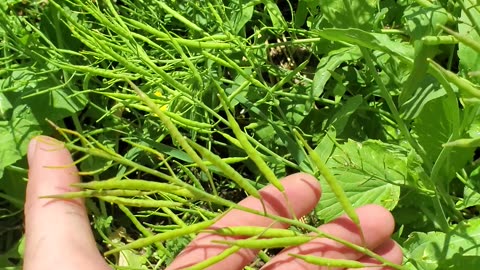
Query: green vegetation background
1 0 480 269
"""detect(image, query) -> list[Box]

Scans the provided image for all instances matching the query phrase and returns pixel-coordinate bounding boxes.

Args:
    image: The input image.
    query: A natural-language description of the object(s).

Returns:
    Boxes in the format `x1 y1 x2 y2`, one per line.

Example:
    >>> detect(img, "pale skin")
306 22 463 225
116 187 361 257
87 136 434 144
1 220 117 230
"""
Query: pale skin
24 136 403 270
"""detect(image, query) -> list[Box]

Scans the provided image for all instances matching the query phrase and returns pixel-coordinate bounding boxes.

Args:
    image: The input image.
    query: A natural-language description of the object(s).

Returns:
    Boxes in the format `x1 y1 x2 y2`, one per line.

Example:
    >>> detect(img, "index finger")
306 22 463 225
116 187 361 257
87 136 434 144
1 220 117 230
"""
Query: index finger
166 173 321 270
24 136 111 270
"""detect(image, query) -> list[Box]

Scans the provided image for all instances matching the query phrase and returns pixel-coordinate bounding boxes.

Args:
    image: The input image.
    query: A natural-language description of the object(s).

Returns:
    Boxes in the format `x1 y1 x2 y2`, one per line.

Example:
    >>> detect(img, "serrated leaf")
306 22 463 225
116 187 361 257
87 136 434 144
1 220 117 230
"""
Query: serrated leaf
316 140 402 222
404 218 480 270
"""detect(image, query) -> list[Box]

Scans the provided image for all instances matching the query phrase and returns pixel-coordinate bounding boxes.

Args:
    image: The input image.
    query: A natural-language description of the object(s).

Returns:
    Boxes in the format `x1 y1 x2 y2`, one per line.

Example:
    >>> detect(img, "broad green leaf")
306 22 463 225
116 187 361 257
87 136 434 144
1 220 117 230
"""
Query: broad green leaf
1 167 27 208
0 237 22 268
0 92 12 120
400 78 446 120
118 249 148 268
314 28 414 61
457 186 480 210
228 0 254 35
406 149 430 192
402 5 450 41
299 128 336 174
263 0 287 29
328 95 363 135
134 138 194 163
2 70 88 121
294 0 309 27
320 0 378 30
109 228 149 268
310 47 362 110
413 98 473 183
404 218 480 270
399 13 443 111
285 102 307 125
392 193 435 233
0 105 41 179
316 140 401 222
461 163 480 207
467 116 480 138
316 128 336 166
458 1 480 83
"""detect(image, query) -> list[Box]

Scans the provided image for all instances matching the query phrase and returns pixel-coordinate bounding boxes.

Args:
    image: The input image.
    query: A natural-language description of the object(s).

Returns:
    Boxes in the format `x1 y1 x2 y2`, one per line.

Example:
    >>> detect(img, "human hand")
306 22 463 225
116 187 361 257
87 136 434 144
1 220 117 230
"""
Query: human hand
24 136 402 270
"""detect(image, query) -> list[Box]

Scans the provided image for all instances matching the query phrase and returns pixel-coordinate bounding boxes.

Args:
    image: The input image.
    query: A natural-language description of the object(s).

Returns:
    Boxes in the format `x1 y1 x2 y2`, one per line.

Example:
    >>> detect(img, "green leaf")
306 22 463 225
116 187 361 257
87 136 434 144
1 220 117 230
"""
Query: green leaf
413 98 473 183
299 128 336 174
263 0 287 29
228 0 254 35
0 237 23 268
316 140 401 222
320 0 378 30
314 28 414 61
0 92 12 120
458 186 480 210
328 95 363 135
2 70 88 121
412 98 450 158
400 78 446 120
0 105 41 179
404 218 480 270
1 167 27 208
310 47 361 109
316 128 336 166
458 1 480 84
402 5 450 41
294 0 309 27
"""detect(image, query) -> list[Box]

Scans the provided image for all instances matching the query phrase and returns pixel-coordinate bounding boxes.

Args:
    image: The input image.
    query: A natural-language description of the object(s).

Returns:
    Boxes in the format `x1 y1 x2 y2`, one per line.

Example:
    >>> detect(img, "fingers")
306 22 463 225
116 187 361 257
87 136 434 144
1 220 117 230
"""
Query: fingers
352 240 403 270
166 173 322 270
261 205 401 270
24 136 111 270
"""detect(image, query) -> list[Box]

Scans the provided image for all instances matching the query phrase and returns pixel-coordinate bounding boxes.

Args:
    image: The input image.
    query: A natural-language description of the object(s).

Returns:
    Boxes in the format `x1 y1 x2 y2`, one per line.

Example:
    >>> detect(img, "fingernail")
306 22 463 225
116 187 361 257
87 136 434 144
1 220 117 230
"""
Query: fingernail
27 136 63 166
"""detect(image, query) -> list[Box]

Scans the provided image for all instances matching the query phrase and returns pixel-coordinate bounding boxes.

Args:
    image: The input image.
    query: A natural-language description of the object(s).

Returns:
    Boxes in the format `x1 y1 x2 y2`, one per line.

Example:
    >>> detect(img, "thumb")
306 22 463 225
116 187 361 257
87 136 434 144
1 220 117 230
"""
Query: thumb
24 136 110 270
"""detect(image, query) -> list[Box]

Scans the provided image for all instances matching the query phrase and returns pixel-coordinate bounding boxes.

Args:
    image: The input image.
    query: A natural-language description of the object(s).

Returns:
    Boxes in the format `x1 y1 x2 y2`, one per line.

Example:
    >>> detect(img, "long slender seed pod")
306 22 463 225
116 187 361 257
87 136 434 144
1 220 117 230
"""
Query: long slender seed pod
289 254 366 268
294 129 364 244
207 226 300 238
99 196 183 208
187 139 262 200
127 79 217 195
216 91 284 193
428 59 480 99
214 236 314 249
105 219 216 255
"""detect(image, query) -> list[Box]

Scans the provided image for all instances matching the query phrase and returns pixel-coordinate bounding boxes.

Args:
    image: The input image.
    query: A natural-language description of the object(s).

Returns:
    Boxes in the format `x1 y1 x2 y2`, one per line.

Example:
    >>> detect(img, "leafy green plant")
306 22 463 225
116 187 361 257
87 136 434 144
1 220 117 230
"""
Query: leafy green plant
1 0 480 269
